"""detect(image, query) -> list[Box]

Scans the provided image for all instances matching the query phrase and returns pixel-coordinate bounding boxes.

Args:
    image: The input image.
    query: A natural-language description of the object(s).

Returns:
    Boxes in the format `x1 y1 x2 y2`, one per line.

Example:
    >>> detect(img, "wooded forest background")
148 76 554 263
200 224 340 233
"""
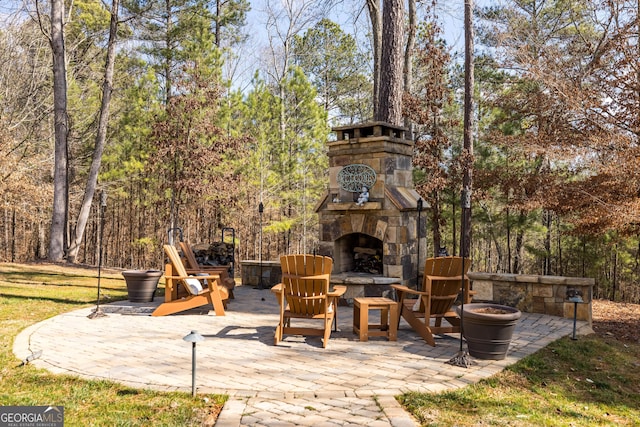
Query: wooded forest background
1 0 639 303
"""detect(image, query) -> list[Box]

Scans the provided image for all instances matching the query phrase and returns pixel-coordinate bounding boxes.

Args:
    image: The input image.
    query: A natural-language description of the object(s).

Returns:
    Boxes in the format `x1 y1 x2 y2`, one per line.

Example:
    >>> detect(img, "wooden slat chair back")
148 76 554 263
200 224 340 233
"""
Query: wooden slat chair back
282 254 331 316
420 256 472 313
392 256 472 346
272 254 346 348
179 241 235 299
151 245 227 317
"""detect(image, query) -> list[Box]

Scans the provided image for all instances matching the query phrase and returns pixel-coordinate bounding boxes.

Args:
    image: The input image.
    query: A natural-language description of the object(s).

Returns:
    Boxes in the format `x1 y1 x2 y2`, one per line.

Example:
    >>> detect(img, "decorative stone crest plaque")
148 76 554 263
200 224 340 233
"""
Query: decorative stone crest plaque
337 164 376 192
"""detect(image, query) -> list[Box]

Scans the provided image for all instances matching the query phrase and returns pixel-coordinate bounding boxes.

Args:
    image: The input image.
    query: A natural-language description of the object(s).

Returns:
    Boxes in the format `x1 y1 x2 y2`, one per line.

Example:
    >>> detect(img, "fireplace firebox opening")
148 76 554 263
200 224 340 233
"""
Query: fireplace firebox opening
334 233 383 275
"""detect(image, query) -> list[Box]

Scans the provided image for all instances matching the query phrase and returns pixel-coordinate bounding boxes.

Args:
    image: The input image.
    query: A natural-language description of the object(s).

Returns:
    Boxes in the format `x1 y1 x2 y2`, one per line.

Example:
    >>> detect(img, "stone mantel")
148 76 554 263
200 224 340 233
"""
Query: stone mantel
468 272 594 324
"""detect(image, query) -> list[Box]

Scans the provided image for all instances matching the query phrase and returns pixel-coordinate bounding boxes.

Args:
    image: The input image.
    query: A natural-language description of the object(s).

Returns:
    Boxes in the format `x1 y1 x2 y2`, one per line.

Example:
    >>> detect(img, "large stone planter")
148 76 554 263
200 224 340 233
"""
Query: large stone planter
122 270 163 303
457 303 522 360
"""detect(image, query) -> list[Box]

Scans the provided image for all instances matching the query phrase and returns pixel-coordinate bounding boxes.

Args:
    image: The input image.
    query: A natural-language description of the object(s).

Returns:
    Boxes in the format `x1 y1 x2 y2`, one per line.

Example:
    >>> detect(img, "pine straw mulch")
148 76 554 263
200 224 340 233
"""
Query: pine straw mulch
591 299 640 343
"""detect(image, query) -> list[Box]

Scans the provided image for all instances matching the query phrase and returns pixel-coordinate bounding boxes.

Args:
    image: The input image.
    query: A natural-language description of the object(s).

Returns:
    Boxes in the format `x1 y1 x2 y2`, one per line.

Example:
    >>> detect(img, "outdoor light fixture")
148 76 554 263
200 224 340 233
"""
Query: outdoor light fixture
88 190 108 319
416 198 423 287
566 289 584 340
258 201 264 289
183 330 204 397
447 189 472 368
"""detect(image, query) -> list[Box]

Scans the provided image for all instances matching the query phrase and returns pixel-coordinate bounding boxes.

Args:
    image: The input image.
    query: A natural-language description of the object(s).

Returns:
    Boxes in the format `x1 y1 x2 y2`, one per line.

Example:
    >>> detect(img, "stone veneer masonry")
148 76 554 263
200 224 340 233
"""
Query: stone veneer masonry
315 122 425 289
468 272 594 324
239 263 595 325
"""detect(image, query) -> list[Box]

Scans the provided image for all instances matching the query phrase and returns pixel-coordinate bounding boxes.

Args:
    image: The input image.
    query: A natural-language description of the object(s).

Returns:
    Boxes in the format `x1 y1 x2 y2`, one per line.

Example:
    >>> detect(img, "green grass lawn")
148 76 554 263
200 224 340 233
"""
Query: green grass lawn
1 262 639 426
399 327 640 426
0 262 225 426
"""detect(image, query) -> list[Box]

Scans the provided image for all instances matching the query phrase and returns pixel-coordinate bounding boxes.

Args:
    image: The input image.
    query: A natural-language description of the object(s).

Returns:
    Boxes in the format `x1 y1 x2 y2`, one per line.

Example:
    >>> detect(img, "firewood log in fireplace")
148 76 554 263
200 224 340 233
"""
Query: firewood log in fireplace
353 247 382 274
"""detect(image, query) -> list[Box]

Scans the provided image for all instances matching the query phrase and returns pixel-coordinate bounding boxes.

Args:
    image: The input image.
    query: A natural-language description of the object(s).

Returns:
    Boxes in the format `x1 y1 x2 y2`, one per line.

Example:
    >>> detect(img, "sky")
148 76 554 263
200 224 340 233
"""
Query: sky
0 0 497 91
233 0 496 88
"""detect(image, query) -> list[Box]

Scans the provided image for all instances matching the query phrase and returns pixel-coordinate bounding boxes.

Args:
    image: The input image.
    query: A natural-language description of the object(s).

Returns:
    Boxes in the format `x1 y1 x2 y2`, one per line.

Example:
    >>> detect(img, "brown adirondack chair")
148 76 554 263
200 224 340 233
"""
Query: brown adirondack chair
271 254 346 348
391 256 472 346
179 241 235 299
151 245 228 317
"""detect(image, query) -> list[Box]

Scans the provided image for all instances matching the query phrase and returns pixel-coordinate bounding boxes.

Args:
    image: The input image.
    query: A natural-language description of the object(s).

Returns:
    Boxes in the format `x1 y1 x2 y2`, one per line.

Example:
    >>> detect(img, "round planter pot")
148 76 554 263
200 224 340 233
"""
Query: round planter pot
122 270 163 303
457 303 522 360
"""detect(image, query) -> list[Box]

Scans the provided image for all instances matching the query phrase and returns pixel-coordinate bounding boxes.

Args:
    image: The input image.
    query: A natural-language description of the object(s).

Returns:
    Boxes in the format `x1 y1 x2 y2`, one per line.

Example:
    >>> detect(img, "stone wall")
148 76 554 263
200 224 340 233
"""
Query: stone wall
468 272 594 324
240 260 281 288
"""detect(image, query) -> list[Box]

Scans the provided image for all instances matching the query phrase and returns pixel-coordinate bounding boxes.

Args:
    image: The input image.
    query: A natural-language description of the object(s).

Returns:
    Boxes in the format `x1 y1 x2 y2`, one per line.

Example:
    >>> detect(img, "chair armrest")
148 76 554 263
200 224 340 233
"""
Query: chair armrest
271 283 283 294
166 274 220 281
328 285 347 298
425 275 466 281
391 284 428 297
185 267 226 273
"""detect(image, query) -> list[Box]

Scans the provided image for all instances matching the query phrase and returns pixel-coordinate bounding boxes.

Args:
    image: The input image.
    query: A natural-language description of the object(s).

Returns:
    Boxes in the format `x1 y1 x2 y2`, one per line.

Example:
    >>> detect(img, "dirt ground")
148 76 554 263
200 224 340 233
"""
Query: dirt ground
591 299 640 343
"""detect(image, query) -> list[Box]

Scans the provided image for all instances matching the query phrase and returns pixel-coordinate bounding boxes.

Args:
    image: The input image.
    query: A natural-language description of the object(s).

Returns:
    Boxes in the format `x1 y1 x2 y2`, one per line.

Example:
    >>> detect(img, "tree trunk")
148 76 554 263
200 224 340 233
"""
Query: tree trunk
452 195 457 256
37 209 46 259
506 207 511 272
11 208 16 262
461 0 474 259
164 0 173 105
403 0 416 132
613 245 618 300
431 190 441 257
366 0 382 119
215 0 221 46
513 211 526 274
543 209 552 274
49 0 68 262
67 0 120 263
376 0 404 125
480 203 503 273
556 214 562 275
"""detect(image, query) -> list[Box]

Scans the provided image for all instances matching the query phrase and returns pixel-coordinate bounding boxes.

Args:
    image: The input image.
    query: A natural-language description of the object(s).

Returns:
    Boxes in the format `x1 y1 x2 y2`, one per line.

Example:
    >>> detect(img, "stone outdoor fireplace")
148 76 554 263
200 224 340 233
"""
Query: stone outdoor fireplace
316 122 425 300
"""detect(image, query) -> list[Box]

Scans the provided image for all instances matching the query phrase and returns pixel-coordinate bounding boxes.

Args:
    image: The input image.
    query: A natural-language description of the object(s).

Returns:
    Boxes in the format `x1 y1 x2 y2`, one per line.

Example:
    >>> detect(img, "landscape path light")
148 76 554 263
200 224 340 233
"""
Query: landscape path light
566 289 584 340
183 330 204 397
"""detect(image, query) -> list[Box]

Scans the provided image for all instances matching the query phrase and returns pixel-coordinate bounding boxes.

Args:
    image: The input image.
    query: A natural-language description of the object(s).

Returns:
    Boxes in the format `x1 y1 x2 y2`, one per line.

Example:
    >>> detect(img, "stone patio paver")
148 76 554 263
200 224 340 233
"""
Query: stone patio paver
13 285 592 426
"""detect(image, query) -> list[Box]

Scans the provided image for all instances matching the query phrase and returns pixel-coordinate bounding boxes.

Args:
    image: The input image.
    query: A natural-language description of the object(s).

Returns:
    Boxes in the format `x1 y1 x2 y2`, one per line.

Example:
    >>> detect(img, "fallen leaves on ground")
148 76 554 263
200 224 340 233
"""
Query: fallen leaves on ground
591 299 640 343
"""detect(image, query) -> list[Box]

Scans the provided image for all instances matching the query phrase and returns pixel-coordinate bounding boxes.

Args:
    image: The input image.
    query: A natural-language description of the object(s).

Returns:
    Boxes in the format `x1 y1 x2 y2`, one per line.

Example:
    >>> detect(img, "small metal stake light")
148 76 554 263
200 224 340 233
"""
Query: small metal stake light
88 190 108 319
183 330 204 397
566 289 584 340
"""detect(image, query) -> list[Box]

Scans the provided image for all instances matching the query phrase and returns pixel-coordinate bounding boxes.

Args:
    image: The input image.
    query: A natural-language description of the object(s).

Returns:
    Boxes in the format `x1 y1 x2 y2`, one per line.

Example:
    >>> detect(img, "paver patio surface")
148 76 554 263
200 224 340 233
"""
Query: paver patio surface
14 285 592 426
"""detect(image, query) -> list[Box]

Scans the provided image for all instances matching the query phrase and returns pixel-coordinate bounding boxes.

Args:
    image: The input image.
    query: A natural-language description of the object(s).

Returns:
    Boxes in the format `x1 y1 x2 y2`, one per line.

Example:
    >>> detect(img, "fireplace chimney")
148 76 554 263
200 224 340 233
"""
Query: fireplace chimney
316 122 425 298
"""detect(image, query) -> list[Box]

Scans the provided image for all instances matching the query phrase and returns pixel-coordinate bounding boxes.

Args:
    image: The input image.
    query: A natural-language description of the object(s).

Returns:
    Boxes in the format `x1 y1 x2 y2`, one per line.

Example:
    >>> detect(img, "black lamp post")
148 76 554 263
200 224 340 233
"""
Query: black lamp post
447 189 471 367
88 190 108 319
258 201 264 289
416 198 423 288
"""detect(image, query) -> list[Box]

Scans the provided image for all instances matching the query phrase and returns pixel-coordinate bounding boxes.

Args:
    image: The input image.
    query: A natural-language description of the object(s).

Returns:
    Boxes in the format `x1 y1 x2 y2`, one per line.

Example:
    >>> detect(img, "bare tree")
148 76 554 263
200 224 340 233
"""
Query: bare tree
263 0 329 141
263 0 329 85
46 0 69 261
67 0 121 263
